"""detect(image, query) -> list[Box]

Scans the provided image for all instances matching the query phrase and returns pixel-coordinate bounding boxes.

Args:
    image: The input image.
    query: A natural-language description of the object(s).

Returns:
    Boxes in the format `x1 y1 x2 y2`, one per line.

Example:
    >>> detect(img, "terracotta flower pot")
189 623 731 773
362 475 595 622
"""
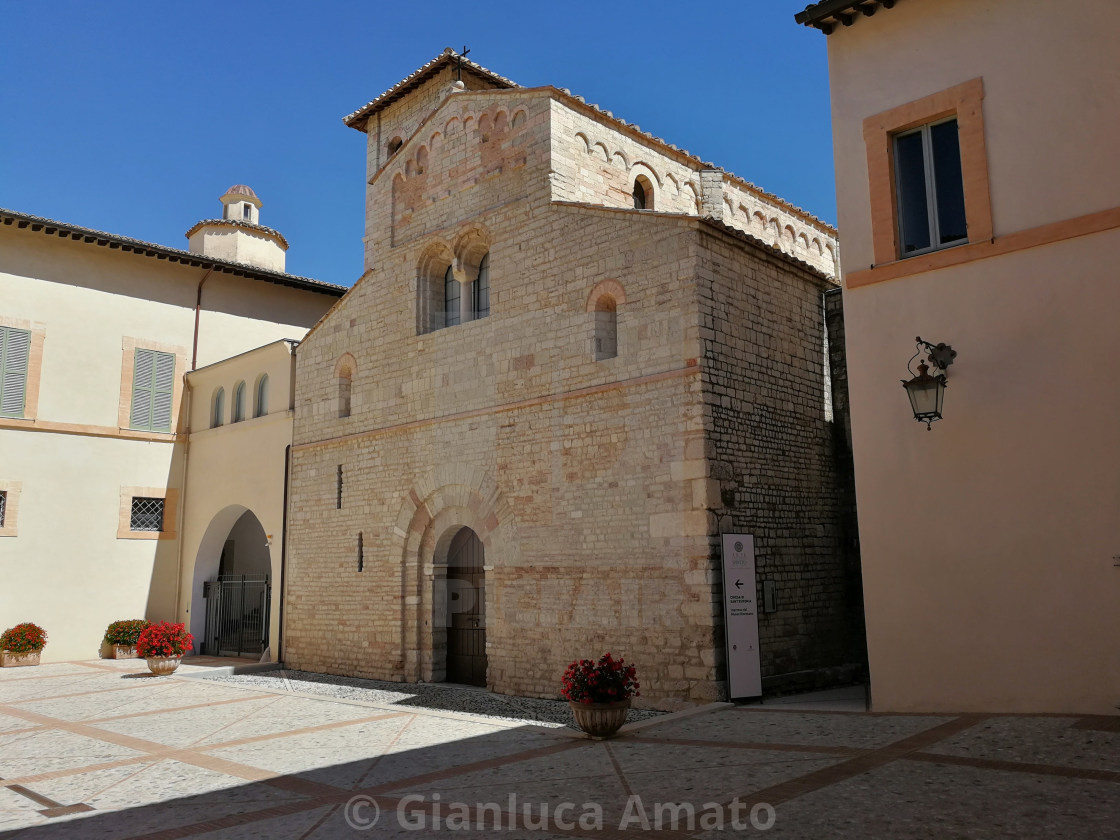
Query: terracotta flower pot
569 698 630 738
145 656 182 676
113 645 139 659
1 650 42 668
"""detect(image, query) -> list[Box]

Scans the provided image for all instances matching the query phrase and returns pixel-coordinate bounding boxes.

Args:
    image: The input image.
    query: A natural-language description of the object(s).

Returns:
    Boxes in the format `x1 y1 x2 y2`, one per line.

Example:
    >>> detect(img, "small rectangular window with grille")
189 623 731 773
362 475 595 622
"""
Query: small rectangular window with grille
0 490 6 528
130 497 164 532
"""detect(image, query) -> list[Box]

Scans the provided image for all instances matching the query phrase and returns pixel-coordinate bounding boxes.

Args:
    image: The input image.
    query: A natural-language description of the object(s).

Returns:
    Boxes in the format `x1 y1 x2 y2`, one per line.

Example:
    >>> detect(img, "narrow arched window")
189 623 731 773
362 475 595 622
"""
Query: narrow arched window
444 265 460 327
211 387 225 428
232 381 246 422
472 253 490 320
338 367 352 418
254 375 269 418
593 295 618 361
632 175 653 210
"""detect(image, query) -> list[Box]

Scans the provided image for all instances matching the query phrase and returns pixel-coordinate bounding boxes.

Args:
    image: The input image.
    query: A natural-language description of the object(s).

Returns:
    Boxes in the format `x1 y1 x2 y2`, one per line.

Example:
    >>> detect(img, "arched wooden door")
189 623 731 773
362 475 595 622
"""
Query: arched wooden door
446 527 486 686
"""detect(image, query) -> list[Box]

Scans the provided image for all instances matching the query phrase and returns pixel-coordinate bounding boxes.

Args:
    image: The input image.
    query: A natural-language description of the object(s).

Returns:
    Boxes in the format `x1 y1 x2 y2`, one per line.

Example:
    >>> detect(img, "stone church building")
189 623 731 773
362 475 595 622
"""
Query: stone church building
282 50 862 705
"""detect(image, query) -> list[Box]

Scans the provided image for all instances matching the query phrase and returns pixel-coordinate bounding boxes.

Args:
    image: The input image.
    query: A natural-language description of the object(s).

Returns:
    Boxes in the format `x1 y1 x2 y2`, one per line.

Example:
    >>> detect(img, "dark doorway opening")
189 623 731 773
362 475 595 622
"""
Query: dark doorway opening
445 527 486 686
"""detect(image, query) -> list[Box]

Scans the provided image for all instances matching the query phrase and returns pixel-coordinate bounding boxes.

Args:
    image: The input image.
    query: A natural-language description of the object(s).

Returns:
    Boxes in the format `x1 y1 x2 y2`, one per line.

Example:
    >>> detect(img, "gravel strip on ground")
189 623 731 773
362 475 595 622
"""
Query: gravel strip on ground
201 669 665 730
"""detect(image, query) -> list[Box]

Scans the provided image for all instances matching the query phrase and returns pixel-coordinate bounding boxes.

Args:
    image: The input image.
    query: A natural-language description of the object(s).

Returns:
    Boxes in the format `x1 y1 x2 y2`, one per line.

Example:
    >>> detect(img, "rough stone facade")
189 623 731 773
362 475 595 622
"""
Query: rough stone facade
283 52 862 706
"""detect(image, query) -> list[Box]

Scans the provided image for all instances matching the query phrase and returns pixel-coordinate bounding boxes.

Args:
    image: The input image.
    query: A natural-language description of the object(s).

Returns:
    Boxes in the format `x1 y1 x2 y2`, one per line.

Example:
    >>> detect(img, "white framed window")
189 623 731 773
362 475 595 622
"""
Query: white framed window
130 348 175 432
894 118 968 257
232 381 246 423
255 374 269 418
212 387 225 428
0 325 31 419
242 204 252 220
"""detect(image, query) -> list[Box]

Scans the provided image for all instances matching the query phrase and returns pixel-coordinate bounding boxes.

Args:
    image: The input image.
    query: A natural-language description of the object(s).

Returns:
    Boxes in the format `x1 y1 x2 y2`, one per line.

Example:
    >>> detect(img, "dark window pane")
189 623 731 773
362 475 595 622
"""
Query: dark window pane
474 253 490 318
444 265 460 327
130 497 164 532
633 180 646 210
895 131 931 254
931 119 967 244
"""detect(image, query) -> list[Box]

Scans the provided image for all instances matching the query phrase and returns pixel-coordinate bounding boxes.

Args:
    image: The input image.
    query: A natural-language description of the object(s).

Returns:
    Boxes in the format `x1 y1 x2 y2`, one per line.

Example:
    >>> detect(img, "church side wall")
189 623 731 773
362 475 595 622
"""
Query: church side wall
549 100 704 215
718 181 838 278
695 230 865 691
548 100 838 278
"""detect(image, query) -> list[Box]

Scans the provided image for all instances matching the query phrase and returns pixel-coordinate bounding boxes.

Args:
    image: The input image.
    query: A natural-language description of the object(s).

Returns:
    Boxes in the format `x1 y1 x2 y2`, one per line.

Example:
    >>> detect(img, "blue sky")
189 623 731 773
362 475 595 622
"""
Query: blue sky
0 2 833 287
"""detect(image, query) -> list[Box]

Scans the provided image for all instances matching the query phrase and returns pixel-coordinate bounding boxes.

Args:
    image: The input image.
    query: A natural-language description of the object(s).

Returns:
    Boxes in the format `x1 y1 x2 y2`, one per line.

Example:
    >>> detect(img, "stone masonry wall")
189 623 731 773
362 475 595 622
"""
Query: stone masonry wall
548 98 838 277
284 77 859 706
361 66 507 188
695 228 865 689
288 125 725 703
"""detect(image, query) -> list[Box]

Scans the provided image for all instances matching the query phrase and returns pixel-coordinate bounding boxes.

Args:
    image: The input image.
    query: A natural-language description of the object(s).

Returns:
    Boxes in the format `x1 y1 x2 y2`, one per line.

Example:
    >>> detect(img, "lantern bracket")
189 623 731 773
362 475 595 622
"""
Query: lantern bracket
908 336 956 377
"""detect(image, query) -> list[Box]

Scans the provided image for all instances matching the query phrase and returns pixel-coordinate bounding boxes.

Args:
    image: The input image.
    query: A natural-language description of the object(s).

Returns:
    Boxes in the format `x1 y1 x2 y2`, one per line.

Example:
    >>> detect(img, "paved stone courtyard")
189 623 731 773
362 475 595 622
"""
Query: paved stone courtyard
1 660 1117 838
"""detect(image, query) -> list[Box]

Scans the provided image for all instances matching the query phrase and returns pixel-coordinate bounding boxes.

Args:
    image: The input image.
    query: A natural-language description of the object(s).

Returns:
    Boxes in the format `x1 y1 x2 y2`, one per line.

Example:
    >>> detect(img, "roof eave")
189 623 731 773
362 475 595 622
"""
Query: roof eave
795 0 898 34
342 50 519 132
0 208 345 296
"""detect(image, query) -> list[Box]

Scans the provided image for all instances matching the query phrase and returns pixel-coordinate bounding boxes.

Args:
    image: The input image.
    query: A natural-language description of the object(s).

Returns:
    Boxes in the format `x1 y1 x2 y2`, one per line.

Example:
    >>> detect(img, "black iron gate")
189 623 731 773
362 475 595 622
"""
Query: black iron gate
446 528 486 686
202 574 270 657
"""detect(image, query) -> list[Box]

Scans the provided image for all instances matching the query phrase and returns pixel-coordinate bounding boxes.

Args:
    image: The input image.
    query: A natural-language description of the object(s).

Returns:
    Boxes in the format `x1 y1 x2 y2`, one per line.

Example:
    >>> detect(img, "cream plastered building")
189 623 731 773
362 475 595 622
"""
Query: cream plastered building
0 193 343 662
282 51 863 706
797 0 1120 714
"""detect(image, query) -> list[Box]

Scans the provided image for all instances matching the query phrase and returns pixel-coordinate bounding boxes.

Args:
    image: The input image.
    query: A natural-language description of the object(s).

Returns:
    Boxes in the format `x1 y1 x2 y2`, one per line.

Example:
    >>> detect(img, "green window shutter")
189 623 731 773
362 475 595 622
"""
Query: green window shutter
130 349 154 429
0 326 31 418
152 351 175 431
130 348 175 431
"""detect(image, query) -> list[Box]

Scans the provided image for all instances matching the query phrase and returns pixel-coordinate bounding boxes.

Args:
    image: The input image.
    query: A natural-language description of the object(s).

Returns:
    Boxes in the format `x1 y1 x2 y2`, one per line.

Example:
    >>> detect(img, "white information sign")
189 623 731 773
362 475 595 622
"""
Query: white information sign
721 533 762 698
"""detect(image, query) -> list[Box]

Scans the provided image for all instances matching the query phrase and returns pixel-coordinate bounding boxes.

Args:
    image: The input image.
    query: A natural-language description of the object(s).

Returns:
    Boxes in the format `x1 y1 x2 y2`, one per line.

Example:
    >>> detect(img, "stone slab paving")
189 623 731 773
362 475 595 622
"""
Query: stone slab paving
0 662 1116 838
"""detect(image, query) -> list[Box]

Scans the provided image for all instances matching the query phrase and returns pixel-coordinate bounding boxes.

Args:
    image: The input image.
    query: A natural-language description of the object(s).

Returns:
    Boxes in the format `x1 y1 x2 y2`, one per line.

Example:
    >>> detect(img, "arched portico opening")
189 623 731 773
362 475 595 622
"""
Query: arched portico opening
191 506 273 657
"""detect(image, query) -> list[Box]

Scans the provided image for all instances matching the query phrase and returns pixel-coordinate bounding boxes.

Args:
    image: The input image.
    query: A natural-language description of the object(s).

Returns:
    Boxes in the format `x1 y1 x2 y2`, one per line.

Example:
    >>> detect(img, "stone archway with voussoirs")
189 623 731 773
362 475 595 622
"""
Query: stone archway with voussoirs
390 464 519 685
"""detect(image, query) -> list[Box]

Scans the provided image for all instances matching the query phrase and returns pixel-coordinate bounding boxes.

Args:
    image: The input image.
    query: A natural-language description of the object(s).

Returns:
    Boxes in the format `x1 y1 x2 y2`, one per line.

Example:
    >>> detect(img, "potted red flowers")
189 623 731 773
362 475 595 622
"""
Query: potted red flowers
136 621 193 676
1 622 48 667
561 652 640 738
104 619 150 659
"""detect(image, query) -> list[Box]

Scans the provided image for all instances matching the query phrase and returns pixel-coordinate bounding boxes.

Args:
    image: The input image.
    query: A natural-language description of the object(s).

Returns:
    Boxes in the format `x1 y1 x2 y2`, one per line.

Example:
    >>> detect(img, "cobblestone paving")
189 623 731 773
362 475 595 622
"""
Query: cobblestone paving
202 669 667 729
0 660 1117 838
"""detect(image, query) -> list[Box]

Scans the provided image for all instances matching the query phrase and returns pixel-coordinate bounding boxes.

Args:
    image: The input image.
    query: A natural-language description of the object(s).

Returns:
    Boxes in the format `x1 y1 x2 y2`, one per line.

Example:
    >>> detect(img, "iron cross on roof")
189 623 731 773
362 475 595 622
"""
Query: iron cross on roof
456 46 470 82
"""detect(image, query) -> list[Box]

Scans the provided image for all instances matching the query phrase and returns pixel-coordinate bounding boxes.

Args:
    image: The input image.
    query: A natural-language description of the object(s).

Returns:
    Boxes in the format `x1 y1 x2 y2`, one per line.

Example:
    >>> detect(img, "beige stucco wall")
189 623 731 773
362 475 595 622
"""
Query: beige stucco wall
824 0 1120 713
180 341 297 658
187 227 286 273
0 224 337 662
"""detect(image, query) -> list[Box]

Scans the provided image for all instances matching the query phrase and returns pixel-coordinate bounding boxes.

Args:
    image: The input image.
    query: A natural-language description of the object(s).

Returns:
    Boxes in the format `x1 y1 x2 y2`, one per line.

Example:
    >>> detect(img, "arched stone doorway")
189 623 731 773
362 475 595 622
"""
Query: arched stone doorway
443 527 486 686
191 506 273 657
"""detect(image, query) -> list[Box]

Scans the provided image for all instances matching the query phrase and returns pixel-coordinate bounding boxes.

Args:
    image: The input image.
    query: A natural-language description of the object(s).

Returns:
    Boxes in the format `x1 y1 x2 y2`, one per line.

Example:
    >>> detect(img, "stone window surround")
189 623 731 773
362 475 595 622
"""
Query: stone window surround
117 486 179 541
0 315 46 421
0 480 21 537
862 77 992 267
415 228 493 334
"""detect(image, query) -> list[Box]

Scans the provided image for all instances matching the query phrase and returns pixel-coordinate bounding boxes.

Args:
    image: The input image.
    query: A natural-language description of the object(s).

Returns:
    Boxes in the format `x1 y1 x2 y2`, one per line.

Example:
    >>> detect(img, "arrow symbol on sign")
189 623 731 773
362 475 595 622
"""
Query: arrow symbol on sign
734 579 743 589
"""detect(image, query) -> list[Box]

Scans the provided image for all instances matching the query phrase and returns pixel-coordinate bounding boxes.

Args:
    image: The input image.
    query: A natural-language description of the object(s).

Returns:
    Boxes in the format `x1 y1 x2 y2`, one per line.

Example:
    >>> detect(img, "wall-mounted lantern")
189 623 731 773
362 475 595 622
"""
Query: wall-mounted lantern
902 336 957 430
